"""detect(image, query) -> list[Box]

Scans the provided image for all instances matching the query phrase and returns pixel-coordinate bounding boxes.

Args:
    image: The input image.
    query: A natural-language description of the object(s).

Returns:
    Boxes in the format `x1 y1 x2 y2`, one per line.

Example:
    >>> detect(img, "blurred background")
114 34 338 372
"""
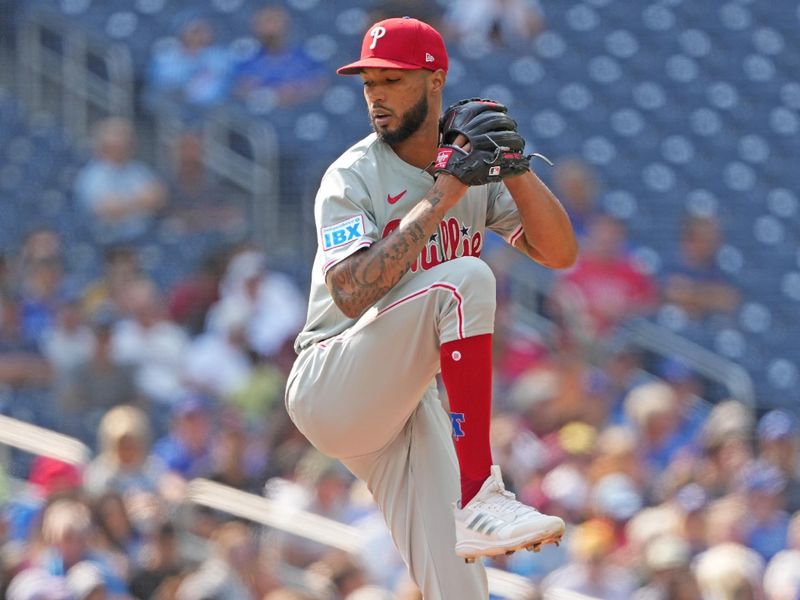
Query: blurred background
0 0 799 598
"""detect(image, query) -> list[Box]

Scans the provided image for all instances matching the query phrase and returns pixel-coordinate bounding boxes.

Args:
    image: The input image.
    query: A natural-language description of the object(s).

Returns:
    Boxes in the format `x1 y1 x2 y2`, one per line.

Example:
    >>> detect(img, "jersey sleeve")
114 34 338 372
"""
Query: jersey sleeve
315 167 379 277
485 182 525 246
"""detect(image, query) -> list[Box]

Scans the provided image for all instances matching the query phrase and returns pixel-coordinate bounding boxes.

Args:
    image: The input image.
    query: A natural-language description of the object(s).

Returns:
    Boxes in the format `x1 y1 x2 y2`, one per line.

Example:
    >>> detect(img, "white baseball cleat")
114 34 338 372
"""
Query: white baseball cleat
454 465 565 563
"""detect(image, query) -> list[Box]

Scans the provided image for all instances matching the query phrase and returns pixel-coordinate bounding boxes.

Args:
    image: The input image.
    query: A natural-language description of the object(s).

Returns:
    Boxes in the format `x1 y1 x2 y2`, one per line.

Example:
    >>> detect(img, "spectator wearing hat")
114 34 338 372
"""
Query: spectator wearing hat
757 409 800 512
152 395 214 481
737 459 791 562
84 405 166 499
3 457 82 545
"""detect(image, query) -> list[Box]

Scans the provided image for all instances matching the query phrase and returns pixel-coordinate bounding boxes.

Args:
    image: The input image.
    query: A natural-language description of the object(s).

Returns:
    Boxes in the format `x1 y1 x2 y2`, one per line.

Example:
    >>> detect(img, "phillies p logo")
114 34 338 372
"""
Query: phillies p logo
369 26 386 49
450 412 466 439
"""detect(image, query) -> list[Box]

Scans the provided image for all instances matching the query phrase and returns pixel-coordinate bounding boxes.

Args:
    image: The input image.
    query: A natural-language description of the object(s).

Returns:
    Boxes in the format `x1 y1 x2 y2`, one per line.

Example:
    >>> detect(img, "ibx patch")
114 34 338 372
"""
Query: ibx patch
321 214 365 251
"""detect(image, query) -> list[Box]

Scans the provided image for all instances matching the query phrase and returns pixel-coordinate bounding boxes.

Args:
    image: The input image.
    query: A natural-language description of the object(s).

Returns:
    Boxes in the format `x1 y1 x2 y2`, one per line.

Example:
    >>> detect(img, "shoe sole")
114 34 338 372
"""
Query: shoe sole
456 526 565 563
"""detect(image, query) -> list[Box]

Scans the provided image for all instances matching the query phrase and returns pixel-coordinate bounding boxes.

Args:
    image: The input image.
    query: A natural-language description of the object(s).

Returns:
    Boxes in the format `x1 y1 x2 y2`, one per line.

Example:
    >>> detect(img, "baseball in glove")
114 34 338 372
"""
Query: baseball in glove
434 98 552 186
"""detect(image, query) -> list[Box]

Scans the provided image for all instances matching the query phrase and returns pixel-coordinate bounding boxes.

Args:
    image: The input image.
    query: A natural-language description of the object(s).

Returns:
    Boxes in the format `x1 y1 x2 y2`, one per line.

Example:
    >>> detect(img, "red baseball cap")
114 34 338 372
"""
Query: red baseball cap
337 17 448 75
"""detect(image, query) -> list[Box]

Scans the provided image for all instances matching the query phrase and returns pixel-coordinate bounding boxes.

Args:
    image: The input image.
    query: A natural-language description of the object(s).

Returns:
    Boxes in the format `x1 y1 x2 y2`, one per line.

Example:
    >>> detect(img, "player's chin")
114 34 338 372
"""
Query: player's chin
371 115 393 131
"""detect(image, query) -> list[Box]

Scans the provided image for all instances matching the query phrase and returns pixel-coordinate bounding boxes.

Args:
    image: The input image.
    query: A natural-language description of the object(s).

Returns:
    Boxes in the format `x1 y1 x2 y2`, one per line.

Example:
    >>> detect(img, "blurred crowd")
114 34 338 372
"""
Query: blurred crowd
140 1 545 120
3 148 798 599
1 1 798 599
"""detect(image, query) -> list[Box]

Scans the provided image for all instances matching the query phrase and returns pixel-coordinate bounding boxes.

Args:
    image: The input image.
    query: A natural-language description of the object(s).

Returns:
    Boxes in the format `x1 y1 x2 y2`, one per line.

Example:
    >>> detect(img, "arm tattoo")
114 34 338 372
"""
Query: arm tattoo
327 189 447 318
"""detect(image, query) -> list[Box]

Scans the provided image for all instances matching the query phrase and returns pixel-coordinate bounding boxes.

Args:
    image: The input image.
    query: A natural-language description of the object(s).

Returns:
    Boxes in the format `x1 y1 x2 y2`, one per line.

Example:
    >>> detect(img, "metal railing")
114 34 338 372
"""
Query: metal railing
188 478 539 600
153 104 280 245
0 414 539 599
0 414 91 466
620 317 754 405
17 8 134 139
506 262 755 406
16 7 283 253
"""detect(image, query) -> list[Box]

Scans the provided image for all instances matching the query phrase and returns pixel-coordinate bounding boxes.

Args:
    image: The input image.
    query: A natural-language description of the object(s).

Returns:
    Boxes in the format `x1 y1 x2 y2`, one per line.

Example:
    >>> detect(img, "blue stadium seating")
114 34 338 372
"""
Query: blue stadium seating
9 0 800 408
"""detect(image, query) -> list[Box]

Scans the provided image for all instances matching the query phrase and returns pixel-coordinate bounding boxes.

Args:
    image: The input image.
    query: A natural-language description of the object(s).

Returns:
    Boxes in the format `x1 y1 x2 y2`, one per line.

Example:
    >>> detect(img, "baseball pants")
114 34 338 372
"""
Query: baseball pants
286 256 496 598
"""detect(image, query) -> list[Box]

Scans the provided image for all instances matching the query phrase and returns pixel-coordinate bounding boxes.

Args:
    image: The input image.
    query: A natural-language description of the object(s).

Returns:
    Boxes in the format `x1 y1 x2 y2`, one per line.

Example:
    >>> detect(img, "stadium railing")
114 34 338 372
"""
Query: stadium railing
0 414 540 599
154 103 280 246
0 414 91 466
16 7 283 254
17 9 134 140
187 478 540 600
507 266 755 406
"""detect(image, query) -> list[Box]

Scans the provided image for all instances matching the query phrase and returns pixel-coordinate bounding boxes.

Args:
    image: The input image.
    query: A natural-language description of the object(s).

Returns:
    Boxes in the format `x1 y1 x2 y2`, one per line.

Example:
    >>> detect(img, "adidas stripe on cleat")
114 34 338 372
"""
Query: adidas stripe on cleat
454 465 565 562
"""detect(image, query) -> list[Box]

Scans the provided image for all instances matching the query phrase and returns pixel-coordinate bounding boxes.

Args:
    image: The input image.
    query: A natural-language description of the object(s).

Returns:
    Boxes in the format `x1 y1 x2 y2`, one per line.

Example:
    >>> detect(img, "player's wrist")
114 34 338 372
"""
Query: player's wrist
432 172 468 204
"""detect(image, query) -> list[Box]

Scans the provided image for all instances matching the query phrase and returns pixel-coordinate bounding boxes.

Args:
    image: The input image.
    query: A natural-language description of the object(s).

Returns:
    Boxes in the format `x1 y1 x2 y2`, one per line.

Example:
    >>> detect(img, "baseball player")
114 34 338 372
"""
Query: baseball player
285 17 578 599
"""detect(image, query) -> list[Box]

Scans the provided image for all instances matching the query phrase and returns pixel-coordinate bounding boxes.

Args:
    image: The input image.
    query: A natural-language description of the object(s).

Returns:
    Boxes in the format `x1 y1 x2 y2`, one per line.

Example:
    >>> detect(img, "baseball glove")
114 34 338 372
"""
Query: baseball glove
434 98 530 186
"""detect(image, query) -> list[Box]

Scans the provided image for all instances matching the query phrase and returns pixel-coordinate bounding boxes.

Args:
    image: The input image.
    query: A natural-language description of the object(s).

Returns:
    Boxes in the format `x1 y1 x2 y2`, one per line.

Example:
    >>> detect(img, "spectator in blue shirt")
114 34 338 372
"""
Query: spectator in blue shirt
737 460 790 562
152 394 214 480
73 118 167 244
662 215 740 321
233 6 328 108
146 13 232 112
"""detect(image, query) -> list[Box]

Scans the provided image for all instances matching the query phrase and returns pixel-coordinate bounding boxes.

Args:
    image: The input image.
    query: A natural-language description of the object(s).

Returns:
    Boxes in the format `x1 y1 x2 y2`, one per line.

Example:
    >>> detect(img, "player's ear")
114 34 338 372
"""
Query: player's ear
428 69 446 94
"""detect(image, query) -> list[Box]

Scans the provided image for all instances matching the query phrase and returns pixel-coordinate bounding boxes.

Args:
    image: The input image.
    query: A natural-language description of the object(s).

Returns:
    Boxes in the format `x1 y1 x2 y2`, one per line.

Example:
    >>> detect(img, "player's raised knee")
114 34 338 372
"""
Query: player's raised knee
451 256 496 292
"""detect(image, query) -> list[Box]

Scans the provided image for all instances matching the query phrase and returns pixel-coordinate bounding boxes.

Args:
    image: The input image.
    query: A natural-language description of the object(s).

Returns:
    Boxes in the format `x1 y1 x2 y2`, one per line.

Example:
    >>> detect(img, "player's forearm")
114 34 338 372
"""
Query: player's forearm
326 176 464 318
506 171 578 269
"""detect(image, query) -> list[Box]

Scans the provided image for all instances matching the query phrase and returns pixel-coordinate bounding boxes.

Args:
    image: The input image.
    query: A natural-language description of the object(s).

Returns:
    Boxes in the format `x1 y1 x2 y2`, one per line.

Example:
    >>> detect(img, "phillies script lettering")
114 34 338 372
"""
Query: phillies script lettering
382 216 482 272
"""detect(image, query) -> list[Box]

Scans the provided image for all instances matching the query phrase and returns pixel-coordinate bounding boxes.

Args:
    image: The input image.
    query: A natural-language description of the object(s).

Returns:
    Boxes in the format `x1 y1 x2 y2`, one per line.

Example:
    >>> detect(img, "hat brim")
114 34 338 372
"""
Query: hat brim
337 57 428 75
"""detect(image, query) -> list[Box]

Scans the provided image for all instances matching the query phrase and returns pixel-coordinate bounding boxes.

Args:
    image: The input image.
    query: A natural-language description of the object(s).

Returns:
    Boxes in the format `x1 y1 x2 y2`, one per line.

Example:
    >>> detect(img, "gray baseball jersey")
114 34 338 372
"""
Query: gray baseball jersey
287 133 526 598
294 132 524 353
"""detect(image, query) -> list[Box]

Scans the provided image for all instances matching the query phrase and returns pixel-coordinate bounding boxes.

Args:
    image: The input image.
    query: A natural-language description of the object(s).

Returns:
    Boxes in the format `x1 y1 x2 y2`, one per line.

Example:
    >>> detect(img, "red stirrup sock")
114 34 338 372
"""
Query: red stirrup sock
440 333 493 506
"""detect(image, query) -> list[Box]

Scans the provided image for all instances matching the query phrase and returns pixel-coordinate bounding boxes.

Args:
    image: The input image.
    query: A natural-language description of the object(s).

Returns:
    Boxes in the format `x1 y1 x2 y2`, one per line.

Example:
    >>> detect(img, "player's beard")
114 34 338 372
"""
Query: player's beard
372 91 429 146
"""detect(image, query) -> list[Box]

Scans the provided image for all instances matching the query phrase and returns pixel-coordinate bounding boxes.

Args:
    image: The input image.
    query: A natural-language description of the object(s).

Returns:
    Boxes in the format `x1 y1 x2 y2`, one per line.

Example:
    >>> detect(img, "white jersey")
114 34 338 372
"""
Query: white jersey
294 133 525 353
